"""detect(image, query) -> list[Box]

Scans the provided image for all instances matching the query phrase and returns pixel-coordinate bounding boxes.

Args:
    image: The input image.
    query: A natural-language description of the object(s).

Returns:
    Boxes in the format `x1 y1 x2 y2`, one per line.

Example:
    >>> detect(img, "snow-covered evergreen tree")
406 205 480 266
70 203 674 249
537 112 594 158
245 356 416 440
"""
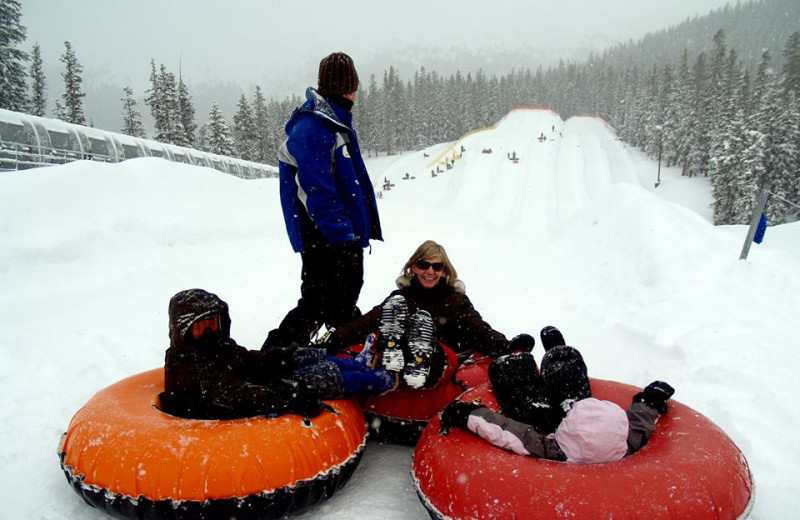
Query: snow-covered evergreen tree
28 42 46 116
177 78 196 146
233 93 256 161
686 52 711 177
59 41 86 125
120 86 146 138
360 74 381 156
145 62 188 146
473 69 491 130
708 47 742 190
759 80 799 223
0 0 28 111
734 127 768 224
160 66 186 145
144 60 162 131
712 105 747 224
205 102 234 156
381 66 403 155
53 98 65 120
669 50 692 170
782 31 800 98
251 86 271 164
409 68 430 150
195 123 208 152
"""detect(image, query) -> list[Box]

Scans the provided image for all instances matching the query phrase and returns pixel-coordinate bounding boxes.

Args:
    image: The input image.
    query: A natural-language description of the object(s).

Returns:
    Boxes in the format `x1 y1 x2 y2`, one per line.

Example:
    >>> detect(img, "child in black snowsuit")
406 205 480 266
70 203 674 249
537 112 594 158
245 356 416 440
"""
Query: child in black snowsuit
162 288 397 421
439 326 674 463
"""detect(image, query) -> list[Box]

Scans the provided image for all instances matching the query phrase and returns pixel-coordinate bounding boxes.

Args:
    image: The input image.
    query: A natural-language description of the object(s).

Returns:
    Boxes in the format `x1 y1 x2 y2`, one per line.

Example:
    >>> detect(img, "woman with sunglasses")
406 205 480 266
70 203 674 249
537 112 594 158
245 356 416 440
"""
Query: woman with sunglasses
327 240 522 387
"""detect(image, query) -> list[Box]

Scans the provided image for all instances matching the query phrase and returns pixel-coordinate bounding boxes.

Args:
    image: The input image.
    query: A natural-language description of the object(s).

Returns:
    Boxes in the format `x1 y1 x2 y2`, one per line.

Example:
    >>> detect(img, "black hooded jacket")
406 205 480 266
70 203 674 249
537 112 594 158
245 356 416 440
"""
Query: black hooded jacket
162 289 323 420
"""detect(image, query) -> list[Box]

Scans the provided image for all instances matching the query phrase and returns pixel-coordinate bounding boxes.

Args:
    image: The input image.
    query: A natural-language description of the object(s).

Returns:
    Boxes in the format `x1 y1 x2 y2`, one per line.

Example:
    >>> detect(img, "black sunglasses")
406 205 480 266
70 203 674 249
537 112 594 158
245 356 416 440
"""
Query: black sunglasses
415 259 445 272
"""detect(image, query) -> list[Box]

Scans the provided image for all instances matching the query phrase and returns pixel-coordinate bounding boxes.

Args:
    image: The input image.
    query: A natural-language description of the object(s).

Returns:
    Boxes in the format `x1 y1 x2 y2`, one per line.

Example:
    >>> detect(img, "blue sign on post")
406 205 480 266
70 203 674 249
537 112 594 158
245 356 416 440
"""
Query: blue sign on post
753 213 768 244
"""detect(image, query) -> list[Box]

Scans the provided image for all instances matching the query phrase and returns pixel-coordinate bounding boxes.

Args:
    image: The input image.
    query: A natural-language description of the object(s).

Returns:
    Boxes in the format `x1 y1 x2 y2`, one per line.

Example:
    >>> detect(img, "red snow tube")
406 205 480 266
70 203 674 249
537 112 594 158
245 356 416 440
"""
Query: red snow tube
359 346 491 445
413 379 754 520
58 368 368 520
453 353 492 388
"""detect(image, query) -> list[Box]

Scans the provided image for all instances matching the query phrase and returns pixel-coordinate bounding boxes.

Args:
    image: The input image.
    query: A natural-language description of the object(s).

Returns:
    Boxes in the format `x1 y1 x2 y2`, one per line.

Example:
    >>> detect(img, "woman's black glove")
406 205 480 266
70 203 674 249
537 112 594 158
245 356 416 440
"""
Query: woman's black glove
439 400 484 435
632 381 675 414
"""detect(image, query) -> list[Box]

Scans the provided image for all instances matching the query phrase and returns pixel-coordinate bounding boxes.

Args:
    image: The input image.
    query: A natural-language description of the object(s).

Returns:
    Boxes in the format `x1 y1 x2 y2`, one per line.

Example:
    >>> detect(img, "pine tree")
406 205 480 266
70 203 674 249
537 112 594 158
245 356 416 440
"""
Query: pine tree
177 78 196 146
144 59 161 128
712 105 748 224
59 41 86 125
734 127 768 224
145 62 187 145
782 31 800 97
686 52 711 177
120 86 146 138
251 86 271 163
670 50 693 169
195 123 208 152
206 102 234 156
53 98 66 120
233 93 256 161
28 42 46 116
409 68 429 150
382 67 403 155
708 48 742 189
759 80 799 223
359 74 380 156
0 0 28 111
161 66 186 145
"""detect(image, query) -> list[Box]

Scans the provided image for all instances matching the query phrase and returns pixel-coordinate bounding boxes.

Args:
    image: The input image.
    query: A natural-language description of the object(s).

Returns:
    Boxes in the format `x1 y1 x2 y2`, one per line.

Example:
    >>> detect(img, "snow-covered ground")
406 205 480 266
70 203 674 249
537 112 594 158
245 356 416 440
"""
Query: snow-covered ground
1 108 797 519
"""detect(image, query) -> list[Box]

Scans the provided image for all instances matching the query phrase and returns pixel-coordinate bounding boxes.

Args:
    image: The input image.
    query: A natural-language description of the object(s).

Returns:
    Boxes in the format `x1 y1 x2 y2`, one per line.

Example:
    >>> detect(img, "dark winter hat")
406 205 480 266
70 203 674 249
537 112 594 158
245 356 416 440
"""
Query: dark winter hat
318 52 359 97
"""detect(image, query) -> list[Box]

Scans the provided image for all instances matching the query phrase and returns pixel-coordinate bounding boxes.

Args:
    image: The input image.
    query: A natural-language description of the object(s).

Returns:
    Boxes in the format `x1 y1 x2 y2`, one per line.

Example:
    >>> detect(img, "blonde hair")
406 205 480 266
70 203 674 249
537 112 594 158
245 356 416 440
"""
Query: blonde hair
400 240 459 287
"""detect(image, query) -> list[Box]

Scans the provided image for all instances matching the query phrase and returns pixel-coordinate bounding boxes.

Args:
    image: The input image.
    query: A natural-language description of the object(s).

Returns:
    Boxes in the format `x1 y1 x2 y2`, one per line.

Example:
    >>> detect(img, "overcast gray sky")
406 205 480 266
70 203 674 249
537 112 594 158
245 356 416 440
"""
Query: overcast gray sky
22 0 734 97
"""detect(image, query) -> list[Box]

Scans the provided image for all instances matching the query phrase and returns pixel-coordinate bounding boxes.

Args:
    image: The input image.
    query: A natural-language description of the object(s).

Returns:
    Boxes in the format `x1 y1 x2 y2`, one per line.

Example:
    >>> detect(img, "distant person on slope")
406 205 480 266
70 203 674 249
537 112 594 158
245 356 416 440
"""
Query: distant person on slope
323 240 528 389
438 326 674 463
265 52 382 351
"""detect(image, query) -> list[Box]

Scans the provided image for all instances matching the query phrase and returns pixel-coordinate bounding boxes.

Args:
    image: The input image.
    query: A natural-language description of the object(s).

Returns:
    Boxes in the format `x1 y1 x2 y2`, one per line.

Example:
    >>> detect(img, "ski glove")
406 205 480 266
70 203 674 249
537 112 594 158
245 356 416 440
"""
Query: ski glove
540 326 566 351
632 380 675 414
507 333 536 353
292 382 330 419
439 400 484 435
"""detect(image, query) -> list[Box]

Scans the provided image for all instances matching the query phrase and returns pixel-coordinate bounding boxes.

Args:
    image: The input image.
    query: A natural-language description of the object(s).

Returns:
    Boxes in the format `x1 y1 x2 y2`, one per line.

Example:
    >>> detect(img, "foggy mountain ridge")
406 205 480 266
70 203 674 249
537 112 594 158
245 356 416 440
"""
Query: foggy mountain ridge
43 0 799 138
66 40 603 136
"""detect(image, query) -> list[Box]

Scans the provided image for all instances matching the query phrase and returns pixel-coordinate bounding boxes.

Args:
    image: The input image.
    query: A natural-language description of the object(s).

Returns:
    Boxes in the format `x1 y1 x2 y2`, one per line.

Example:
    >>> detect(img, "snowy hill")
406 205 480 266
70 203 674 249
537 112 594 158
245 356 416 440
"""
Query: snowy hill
1 108 798 519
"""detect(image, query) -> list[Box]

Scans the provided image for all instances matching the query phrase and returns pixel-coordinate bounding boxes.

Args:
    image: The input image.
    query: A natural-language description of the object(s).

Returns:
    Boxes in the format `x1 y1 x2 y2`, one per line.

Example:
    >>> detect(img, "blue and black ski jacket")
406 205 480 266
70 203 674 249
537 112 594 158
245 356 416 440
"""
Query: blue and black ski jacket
278 88 382 253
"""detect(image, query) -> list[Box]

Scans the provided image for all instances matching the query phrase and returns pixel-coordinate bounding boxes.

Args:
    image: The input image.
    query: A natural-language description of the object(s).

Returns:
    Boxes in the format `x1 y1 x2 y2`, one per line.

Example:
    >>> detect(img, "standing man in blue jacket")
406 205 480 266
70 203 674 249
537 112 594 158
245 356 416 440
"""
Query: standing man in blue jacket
264 52 383 350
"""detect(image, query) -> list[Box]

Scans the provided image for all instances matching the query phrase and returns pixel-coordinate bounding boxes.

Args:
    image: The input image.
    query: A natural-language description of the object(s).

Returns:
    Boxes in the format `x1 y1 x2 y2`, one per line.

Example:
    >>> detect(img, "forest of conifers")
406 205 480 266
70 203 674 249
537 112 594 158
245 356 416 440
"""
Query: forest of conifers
1 0 798 224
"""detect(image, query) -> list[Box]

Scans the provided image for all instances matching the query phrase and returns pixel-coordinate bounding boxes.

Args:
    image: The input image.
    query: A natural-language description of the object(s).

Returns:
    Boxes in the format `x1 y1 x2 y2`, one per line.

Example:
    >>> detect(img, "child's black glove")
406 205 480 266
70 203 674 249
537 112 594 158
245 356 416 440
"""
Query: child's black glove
256 346 296 378
633 380 675 414
439 400 483 435
507 333 536 353
292 382 329 420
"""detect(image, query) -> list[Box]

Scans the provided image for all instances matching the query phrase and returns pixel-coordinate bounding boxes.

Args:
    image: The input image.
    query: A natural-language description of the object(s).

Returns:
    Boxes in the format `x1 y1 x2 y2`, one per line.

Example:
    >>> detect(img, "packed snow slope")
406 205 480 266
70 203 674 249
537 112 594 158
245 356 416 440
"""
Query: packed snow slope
1 108 798 519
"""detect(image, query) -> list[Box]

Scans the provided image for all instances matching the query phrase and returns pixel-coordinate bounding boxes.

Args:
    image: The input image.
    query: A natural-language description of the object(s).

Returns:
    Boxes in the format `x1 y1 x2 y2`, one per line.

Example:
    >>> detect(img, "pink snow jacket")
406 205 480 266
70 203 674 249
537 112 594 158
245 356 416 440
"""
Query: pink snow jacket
466 398 660 463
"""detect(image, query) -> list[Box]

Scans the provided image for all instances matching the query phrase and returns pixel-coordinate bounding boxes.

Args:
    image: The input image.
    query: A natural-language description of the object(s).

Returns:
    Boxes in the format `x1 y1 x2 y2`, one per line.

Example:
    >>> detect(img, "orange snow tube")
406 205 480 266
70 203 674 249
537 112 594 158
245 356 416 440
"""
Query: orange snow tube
58 368 368 520
413 379 755 520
